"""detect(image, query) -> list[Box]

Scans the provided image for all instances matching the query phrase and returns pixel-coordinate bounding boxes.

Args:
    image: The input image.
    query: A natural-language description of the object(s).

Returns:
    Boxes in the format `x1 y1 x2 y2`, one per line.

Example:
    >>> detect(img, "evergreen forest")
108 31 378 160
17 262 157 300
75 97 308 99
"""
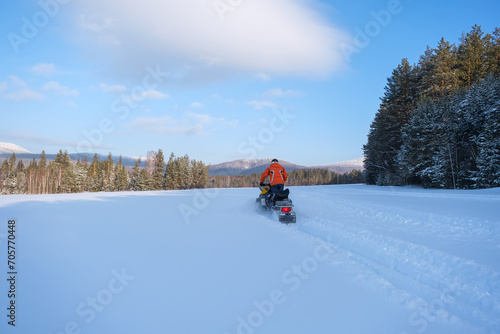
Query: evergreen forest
0 150 364 195
0 150 209 195
364 25 500 189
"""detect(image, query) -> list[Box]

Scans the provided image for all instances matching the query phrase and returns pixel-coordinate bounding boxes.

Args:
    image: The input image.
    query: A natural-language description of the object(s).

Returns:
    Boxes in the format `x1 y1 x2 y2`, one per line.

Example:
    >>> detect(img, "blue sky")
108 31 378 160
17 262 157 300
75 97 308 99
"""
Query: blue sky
1 0 499 166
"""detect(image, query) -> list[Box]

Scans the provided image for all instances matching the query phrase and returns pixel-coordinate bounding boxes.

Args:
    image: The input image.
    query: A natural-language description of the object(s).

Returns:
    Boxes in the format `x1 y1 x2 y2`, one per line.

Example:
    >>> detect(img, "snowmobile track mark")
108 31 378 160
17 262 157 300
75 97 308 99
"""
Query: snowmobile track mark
294 214 500 333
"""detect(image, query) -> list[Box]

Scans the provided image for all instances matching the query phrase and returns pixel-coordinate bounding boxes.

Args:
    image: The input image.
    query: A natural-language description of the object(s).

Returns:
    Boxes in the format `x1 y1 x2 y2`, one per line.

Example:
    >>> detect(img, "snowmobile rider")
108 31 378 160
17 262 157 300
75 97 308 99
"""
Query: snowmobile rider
260 159 288 194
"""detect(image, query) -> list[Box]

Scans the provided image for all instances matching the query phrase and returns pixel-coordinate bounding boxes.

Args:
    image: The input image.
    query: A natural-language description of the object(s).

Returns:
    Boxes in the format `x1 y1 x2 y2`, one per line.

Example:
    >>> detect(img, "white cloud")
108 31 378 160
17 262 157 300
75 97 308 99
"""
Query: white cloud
190 102 204 108
71 0 350 80
255 73 272 82
247 100 277 110
42 81 79 97
98 34 122 48
210 93 234 105
188 112 223 124
3 133 112 149
30 63 58 77
99 83 128 93
129 116 203 135
128 112 235 135
114 88 169 104
8 75 28 89
264 88 302 98
1 76 45 100
79 13 115 33
140 90 169 100
224 119 238 128
6 89 45 101
78 14 121 48
62 101 78 108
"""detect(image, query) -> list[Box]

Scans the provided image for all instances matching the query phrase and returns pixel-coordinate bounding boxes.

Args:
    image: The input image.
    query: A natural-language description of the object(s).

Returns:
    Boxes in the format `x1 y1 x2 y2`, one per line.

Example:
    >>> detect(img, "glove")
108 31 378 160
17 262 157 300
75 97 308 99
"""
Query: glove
260 183 265 187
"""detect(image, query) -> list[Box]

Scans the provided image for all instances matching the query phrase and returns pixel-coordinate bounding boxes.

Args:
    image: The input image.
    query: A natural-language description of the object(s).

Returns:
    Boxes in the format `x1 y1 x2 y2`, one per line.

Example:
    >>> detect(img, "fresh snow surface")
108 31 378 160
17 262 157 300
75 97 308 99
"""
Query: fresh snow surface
1 185 499 334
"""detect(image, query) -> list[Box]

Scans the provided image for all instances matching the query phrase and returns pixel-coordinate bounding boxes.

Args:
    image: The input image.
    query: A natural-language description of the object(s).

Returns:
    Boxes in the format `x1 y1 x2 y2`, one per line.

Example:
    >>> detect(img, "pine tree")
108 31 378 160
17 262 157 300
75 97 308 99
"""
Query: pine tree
56 151 76 193
399 98 443 187
131 158 141 190
454 82 485 188
457 25 490 89
135 154 153 191
73 160 88 193
489 28 500 76
3 153 18 194
364 59 419 185
87 154 101 192
152 149 166 190
16 160 25 173
60 165 75 193
214 174 223 188
25 159 37 194
178 155 192 189
191 159 209 188
103 153 115 192
116 165 130 191
431 96 464 189
475 75 500 187
114 156 123 191
9 153 17 171
164 152 177 190
114 156 130 191
135 169 152 191
39 151 48 194
419 38 460 99
3 172 17 194
0 159 9 193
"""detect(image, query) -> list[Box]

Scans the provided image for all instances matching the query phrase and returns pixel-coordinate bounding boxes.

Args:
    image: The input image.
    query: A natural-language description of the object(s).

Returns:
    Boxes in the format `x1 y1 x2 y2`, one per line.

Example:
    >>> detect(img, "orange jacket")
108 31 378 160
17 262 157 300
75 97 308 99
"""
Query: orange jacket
260 162 288 186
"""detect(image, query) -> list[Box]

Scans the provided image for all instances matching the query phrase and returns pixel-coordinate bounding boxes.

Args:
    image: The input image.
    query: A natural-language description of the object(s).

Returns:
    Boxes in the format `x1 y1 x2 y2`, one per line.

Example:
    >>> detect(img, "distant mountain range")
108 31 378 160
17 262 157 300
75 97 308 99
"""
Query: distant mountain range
308 157 366 173
208 158 364 176
0 143 141 167
0 143 364 174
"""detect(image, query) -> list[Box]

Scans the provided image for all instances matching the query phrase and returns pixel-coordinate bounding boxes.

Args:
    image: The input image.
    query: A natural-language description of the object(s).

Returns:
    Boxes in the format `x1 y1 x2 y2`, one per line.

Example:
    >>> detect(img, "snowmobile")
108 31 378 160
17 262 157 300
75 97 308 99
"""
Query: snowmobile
256 183 297 224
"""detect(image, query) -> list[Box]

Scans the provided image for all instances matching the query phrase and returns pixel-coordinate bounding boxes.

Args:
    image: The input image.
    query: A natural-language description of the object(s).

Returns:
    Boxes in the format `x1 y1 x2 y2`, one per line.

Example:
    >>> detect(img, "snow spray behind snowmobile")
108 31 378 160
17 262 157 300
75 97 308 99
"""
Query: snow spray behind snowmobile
256 184 297 224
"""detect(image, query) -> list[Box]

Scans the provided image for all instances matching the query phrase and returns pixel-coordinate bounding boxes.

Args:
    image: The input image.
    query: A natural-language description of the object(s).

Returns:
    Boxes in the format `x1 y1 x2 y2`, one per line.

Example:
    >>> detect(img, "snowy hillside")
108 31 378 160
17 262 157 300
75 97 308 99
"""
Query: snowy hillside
214 159 280 170
0 142 31 154
1 185 499 333
309 157 365 172
209 159 305 176
208 158 364 176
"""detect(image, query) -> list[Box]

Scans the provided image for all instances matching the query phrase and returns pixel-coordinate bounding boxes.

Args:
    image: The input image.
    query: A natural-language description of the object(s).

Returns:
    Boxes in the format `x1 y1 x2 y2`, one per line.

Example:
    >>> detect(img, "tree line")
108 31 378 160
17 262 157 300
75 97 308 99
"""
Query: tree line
209 168 365 188
0 150 209 195
0 149 364 195
364 25 500 189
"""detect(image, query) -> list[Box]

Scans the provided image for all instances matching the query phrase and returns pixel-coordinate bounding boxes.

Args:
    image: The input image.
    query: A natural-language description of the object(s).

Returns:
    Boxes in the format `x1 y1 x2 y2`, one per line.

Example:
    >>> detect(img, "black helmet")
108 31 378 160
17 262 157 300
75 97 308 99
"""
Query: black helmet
271 158 278 163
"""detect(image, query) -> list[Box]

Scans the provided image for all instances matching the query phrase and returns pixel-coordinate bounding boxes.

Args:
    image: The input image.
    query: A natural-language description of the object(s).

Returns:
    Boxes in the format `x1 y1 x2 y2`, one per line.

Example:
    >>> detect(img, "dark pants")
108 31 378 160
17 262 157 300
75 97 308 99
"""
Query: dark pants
270 183 284 194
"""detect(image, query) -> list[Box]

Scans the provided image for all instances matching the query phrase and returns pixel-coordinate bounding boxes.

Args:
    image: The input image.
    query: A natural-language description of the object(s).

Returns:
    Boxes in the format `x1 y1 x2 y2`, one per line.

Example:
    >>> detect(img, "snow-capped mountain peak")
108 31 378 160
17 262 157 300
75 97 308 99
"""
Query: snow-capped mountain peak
0 142 32 154
310 157 365 169
217 158 277 170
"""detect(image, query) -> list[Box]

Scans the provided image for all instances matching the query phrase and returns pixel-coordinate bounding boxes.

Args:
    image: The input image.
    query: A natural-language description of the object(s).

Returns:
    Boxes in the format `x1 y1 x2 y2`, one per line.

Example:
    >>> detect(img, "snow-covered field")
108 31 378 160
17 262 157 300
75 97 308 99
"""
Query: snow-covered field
1 185 499 334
